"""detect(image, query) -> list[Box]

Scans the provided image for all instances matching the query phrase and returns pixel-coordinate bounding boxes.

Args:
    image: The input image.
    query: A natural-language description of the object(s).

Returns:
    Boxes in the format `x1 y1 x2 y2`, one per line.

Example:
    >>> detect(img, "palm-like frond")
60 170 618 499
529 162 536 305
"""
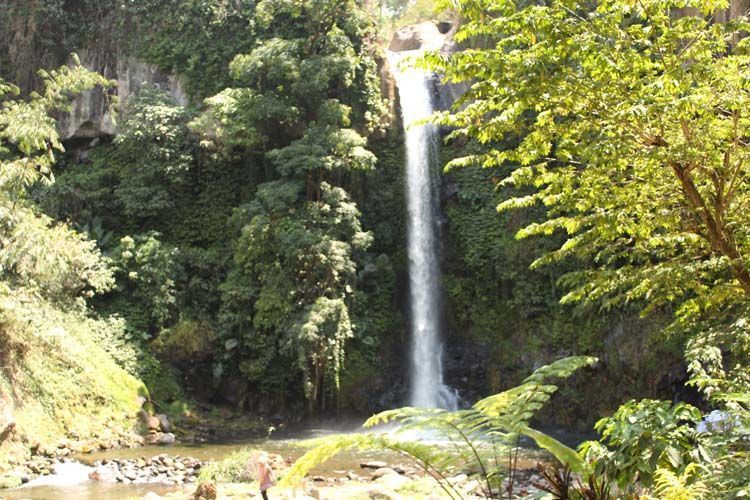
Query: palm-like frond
653 463 709 500
279 433 466 498
282 356 597 498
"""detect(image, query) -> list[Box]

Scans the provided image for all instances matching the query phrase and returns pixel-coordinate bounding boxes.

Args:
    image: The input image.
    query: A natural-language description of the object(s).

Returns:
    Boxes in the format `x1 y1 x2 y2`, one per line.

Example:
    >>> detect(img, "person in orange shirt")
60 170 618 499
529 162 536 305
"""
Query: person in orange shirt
256 452 276 500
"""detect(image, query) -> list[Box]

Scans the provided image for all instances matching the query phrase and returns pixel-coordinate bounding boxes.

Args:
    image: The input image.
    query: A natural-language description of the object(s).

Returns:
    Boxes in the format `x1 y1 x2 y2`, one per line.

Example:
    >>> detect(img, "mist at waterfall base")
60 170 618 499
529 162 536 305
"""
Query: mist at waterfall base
388 50 458 411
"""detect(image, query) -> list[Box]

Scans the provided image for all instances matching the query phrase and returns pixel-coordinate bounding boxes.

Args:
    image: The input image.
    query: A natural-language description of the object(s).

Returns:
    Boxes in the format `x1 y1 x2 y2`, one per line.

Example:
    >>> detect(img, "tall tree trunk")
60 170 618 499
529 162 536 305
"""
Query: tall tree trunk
671 161 750 296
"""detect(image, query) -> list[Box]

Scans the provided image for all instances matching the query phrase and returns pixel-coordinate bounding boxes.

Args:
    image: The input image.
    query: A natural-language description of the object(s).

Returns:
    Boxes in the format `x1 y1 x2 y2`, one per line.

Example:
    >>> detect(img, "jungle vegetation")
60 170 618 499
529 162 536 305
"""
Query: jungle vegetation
1 0 750 497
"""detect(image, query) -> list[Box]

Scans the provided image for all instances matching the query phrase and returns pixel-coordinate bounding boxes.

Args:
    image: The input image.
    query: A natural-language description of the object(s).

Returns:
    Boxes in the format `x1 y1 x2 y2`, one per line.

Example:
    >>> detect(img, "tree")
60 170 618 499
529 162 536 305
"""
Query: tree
223 182 371 411
0 55 112 200
424 0 750 393
0 57 114 301
201 0 384 412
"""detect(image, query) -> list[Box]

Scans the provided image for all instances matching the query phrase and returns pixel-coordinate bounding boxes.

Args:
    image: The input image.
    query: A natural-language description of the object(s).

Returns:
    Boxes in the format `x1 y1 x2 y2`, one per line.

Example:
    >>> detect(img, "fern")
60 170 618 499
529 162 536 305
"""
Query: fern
278 433 466 499
652 464 709 500
281 356 597 499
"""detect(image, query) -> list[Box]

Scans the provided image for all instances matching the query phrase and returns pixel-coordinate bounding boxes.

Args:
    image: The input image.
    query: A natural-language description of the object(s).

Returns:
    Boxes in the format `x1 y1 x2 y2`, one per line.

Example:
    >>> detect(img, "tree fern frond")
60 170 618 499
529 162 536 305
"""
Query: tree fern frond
653 463 709 500
279 432 464 498
364 406 445 427
475 357 597 429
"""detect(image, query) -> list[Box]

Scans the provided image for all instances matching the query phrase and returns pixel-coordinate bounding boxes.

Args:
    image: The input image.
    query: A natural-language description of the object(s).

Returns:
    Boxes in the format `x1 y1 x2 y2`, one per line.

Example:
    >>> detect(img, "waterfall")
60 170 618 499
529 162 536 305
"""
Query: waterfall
388 51 458 410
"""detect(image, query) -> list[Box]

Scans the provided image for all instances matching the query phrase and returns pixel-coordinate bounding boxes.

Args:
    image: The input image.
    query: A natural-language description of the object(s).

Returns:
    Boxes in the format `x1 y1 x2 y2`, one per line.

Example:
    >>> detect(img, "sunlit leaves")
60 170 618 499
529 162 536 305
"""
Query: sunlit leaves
0 57 112 197
0 200 114 301
580 399 704 491
425 1 750 352
110 89 194 218
0 58 114 303
205 0 382 410
224 181 372 408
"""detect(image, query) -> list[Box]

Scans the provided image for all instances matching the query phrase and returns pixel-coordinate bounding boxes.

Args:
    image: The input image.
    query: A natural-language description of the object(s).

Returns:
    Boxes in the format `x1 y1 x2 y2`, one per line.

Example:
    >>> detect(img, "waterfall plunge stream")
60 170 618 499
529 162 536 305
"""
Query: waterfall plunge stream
389 51 458 410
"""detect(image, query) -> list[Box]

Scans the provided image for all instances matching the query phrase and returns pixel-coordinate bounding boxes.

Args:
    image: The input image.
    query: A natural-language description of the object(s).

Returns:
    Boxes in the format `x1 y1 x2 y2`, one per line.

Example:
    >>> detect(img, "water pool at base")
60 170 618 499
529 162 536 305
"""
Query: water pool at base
0 428 411 500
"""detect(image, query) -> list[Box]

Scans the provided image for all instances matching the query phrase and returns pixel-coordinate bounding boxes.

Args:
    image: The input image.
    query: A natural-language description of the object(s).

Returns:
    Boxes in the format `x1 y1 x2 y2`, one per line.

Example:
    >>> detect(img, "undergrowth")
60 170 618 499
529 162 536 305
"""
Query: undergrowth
0 286 145 466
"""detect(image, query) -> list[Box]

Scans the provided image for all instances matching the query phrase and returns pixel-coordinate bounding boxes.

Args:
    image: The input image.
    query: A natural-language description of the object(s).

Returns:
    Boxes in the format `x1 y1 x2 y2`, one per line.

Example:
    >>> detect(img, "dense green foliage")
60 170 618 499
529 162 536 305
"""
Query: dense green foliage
0 61 147 466
0 1 257 99
421 0 750 496
2 0 750 497
199 0 387 412
425 0 750 379
23 0 399 415
9 4 750 498
580 400 705 491
0 0 668 428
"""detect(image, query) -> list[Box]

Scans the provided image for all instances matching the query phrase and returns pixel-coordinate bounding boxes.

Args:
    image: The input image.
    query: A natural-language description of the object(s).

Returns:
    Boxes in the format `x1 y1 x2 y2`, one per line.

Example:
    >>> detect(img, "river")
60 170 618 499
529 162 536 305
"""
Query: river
0 428 411 500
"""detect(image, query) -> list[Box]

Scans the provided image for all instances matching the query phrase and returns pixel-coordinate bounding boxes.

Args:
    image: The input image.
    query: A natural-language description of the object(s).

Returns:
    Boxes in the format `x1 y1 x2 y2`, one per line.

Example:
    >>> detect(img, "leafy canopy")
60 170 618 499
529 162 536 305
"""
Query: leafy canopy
0 56 114 302
203 0 384 412
423 0 750 397
0 55 112 198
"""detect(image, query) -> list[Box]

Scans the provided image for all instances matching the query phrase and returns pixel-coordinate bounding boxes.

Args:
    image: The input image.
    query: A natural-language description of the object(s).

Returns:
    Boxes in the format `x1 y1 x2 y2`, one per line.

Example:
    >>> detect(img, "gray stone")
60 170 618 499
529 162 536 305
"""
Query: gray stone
155 414 171 433
371 467 398 479
360 461 388 469
463 479 480 493
447 473 467 484
139 410 161 431
58 51 189 141
374 473 411 490
145 432 175 446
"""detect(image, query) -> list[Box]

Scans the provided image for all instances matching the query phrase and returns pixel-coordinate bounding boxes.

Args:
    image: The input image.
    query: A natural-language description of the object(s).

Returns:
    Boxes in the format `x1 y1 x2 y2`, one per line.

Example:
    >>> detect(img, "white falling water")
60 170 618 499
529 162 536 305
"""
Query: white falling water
388 51 458 410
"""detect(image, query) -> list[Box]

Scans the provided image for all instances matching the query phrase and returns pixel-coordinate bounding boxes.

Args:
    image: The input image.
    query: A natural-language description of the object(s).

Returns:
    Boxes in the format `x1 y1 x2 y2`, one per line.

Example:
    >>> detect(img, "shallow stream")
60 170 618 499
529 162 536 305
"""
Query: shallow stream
0 428 410 500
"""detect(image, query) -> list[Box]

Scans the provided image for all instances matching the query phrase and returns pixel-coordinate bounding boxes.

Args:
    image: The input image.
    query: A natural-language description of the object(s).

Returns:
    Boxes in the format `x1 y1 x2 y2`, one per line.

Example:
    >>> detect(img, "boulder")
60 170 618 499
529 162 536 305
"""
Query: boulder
138 410 161 432
463 479 481 494
374 472 411 490
389 21 453 52
155 414 171 433
371 467 398 479
447 473 468 484
144 433 175 446
143 492 162 500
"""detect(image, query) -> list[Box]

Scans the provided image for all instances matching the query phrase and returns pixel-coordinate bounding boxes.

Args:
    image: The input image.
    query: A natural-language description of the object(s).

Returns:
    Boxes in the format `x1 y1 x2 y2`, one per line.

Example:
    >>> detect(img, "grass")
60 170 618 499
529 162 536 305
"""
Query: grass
0 287 146 469
197 447 261 483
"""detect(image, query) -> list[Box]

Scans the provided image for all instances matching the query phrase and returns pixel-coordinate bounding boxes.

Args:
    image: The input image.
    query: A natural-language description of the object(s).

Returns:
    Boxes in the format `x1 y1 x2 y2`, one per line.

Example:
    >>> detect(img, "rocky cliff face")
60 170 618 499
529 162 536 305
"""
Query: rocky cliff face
59 50 187 141
386 21 470 113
